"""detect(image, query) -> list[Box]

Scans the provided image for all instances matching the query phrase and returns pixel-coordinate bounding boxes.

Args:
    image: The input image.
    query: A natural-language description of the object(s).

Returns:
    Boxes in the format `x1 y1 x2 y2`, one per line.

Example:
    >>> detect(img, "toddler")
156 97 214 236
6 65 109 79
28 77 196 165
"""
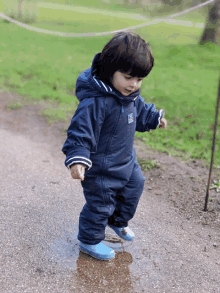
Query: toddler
62 31 167 260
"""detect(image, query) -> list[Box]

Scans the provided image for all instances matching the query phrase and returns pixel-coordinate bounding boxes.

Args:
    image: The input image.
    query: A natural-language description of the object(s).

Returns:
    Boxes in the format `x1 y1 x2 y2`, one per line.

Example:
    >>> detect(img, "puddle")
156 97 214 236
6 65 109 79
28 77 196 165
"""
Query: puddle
103 233 133 252
48 227 133 270
48 231 79 270
47 226 164 291
74 250 135 292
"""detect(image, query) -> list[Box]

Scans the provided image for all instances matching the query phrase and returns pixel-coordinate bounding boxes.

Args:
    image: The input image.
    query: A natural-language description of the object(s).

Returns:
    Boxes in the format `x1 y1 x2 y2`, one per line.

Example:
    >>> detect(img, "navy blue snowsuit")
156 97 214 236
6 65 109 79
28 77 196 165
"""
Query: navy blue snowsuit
62 53 164 245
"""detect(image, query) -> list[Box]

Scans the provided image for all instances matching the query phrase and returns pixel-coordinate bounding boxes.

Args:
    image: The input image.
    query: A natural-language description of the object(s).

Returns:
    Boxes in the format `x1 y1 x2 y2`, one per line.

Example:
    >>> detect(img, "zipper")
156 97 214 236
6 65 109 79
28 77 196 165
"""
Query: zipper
101 105 123 205
105 106 122 155
101 103 125 205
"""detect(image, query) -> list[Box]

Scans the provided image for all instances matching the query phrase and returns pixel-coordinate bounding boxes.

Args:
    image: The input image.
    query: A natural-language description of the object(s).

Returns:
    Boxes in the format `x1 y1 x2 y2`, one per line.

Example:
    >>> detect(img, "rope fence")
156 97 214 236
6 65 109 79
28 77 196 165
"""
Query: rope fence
0 0 215 37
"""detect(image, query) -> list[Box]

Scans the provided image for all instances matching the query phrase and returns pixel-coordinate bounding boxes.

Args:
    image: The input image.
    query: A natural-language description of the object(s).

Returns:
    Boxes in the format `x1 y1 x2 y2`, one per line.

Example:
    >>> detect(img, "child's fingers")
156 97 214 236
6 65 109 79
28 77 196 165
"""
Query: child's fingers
77 165 85 181
159 122 163 128
71 169 80 179
163 119 167 128
70 164 85 180
159 118 167 129
71 165 81 180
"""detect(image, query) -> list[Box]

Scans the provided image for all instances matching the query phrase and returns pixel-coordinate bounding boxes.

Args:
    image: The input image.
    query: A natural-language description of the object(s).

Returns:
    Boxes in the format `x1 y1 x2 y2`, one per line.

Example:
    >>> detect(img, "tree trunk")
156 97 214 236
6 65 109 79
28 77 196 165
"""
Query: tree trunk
200 0 220 46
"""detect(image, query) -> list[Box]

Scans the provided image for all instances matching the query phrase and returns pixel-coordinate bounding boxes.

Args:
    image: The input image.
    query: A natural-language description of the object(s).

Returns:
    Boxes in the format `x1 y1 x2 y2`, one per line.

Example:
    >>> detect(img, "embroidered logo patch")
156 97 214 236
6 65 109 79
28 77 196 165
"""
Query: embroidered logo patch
128 113 134 124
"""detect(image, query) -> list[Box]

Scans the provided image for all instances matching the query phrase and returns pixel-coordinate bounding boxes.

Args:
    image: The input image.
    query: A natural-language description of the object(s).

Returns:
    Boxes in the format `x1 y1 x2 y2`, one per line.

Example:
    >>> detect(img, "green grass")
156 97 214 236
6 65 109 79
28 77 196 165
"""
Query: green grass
36 0 154 14
0 0 208 23
34 7 145 32
135 24 220 164
38 0 102 7
0 6 220 165
0 1 5 11
34 0 208 22
210 180 220 190
36 2 148 19
6 101 22 110
0 20 96 103
138 158 161 171
177 7 208 23
1 1 146 31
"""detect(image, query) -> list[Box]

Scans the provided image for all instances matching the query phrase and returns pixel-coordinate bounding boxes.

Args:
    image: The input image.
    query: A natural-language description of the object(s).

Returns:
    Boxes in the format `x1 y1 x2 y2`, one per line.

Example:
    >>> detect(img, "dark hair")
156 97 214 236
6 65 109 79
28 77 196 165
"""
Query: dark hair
96 31 154 85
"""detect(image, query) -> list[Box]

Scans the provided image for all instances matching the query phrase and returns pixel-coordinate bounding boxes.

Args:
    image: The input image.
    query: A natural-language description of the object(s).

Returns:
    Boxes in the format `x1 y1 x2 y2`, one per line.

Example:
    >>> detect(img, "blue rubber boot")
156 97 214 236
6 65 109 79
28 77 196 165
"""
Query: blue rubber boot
109 225 135 241
79 242 115 261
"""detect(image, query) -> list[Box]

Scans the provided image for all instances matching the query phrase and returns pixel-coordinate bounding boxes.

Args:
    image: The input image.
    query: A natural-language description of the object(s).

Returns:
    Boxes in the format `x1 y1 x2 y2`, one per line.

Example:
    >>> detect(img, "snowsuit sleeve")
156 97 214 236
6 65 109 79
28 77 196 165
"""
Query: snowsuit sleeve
136 96 164 132
62 97 106 169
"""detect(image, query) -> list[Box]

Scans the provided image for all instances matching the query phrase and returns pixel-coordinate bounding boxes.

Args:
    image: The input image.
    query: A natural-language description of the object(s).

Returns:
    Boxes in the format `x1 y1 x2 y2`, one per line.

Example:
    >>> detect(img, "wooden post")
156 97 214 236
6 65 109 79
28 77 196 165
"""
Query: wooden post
204 78 220 211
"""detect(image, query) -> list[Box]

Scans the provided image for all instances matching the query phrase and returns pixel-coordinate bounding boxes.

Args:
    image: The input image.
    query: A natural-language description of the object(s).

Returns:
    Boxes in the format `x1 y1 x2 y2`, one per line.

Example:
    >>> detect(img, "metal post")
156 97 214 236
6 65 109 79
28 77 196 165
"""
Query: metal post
204 78 220 211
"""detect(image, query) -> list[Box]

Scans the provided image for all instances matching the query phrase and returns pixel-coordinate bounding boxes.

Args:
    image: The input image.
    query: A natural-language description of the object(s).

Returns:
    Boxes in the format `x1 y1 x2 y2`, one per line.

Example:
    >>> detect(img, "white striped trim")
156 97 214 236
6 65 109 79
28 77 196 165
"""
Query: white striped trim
66 156 92 164
93 77 101 87
67 160 92 169
106 84 113 92
94 76 113 92
100 80 108 92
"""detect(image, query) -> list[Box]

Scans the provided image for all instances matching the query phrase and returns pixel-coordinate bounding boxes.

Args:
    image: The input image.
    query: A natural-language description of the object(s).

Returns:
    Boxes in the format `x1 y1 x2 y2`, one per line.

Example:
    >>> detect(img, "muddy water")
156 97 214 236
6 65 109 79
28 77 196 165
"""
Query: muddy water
48 228 133 270
46 212 220 293
46 224 165 292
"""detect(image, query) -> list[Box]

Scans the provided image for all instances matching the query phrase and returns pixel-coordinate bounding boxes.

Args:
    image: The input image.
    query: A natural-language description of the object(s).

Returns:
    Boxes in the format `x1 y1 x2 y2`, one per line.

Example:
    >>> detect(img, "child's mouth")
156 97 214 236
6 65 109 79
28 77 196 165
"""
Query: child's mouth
125 89 132 94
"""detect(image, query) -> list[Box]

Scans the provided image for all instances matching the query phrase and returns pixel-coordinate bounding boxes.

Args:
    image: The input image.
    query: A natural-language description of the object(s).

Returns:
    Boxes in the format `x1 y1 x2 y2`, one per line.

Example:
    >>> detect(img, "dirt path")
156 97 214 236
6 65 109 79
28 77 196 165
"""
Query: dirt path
1 91 220 292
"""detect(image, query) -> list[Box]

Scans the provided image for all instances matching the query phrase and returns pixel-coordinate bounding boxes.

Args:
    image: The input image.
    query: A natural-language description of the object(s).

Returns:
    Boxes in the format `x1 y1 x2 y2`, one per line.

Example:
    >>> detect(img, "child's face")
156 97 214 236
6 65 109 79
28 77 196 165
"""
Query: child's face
111 71 144 96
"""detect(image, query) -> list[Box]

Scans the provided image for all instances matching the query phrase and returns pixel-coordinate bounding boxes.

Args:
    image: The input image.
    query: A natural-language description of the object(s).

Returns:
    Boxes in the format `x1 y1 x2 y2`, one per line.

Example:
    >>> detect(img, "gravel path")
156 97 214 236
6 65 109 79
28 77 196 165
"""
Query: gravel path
1 91 220 293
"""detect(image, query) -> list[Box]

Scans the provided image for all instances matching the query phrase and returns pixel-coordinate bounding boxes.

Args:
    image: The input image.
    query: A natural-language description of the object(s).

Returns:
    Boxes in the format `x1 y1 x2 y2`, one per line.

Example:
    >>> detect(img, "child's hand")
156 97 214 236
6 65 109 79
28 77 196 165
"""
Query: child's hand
159 117 167 129
70 164 85 181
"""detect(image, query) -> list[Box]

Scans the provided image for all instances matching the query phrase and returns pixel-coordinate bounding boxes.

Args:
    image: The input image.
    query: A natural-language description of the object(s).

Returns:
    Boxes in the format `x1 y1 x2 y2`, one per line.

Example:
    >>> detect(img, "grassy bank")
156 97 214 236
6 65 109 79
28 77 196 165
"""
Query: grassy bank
0 0 208 23
36 0 208 20
35 4 146 32
136 24 220 164
0 8 220 164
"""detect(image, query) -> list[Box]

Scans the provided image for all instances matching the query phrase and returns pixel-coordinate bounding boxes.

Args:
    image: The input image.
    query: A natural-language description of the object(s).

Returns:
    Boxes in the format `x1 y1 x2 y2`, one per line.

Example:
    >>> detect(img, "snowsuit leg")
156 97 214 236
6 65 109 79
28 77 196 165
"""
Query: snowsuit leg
108 162 145 228
78 175 116 245
78 162 145 245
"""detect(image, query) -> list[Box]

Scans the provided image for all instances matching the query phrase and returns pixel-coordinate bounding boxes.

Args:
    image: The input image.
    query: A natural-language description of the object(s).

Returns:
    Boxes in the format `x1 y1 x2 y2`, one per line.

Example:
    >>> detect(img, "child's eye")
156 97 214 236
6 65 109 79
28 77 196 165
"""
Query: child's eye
124 76 132 80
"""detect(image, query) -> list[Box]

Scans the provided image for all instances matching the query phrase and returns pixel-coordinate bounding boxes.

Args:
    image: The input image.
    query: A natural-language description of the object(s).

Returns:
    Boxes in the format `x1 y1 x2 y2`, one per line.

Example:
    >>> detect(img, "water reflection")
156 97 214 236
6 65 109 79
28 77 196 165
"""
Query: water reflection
49 231 135 291
73 251 134 292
